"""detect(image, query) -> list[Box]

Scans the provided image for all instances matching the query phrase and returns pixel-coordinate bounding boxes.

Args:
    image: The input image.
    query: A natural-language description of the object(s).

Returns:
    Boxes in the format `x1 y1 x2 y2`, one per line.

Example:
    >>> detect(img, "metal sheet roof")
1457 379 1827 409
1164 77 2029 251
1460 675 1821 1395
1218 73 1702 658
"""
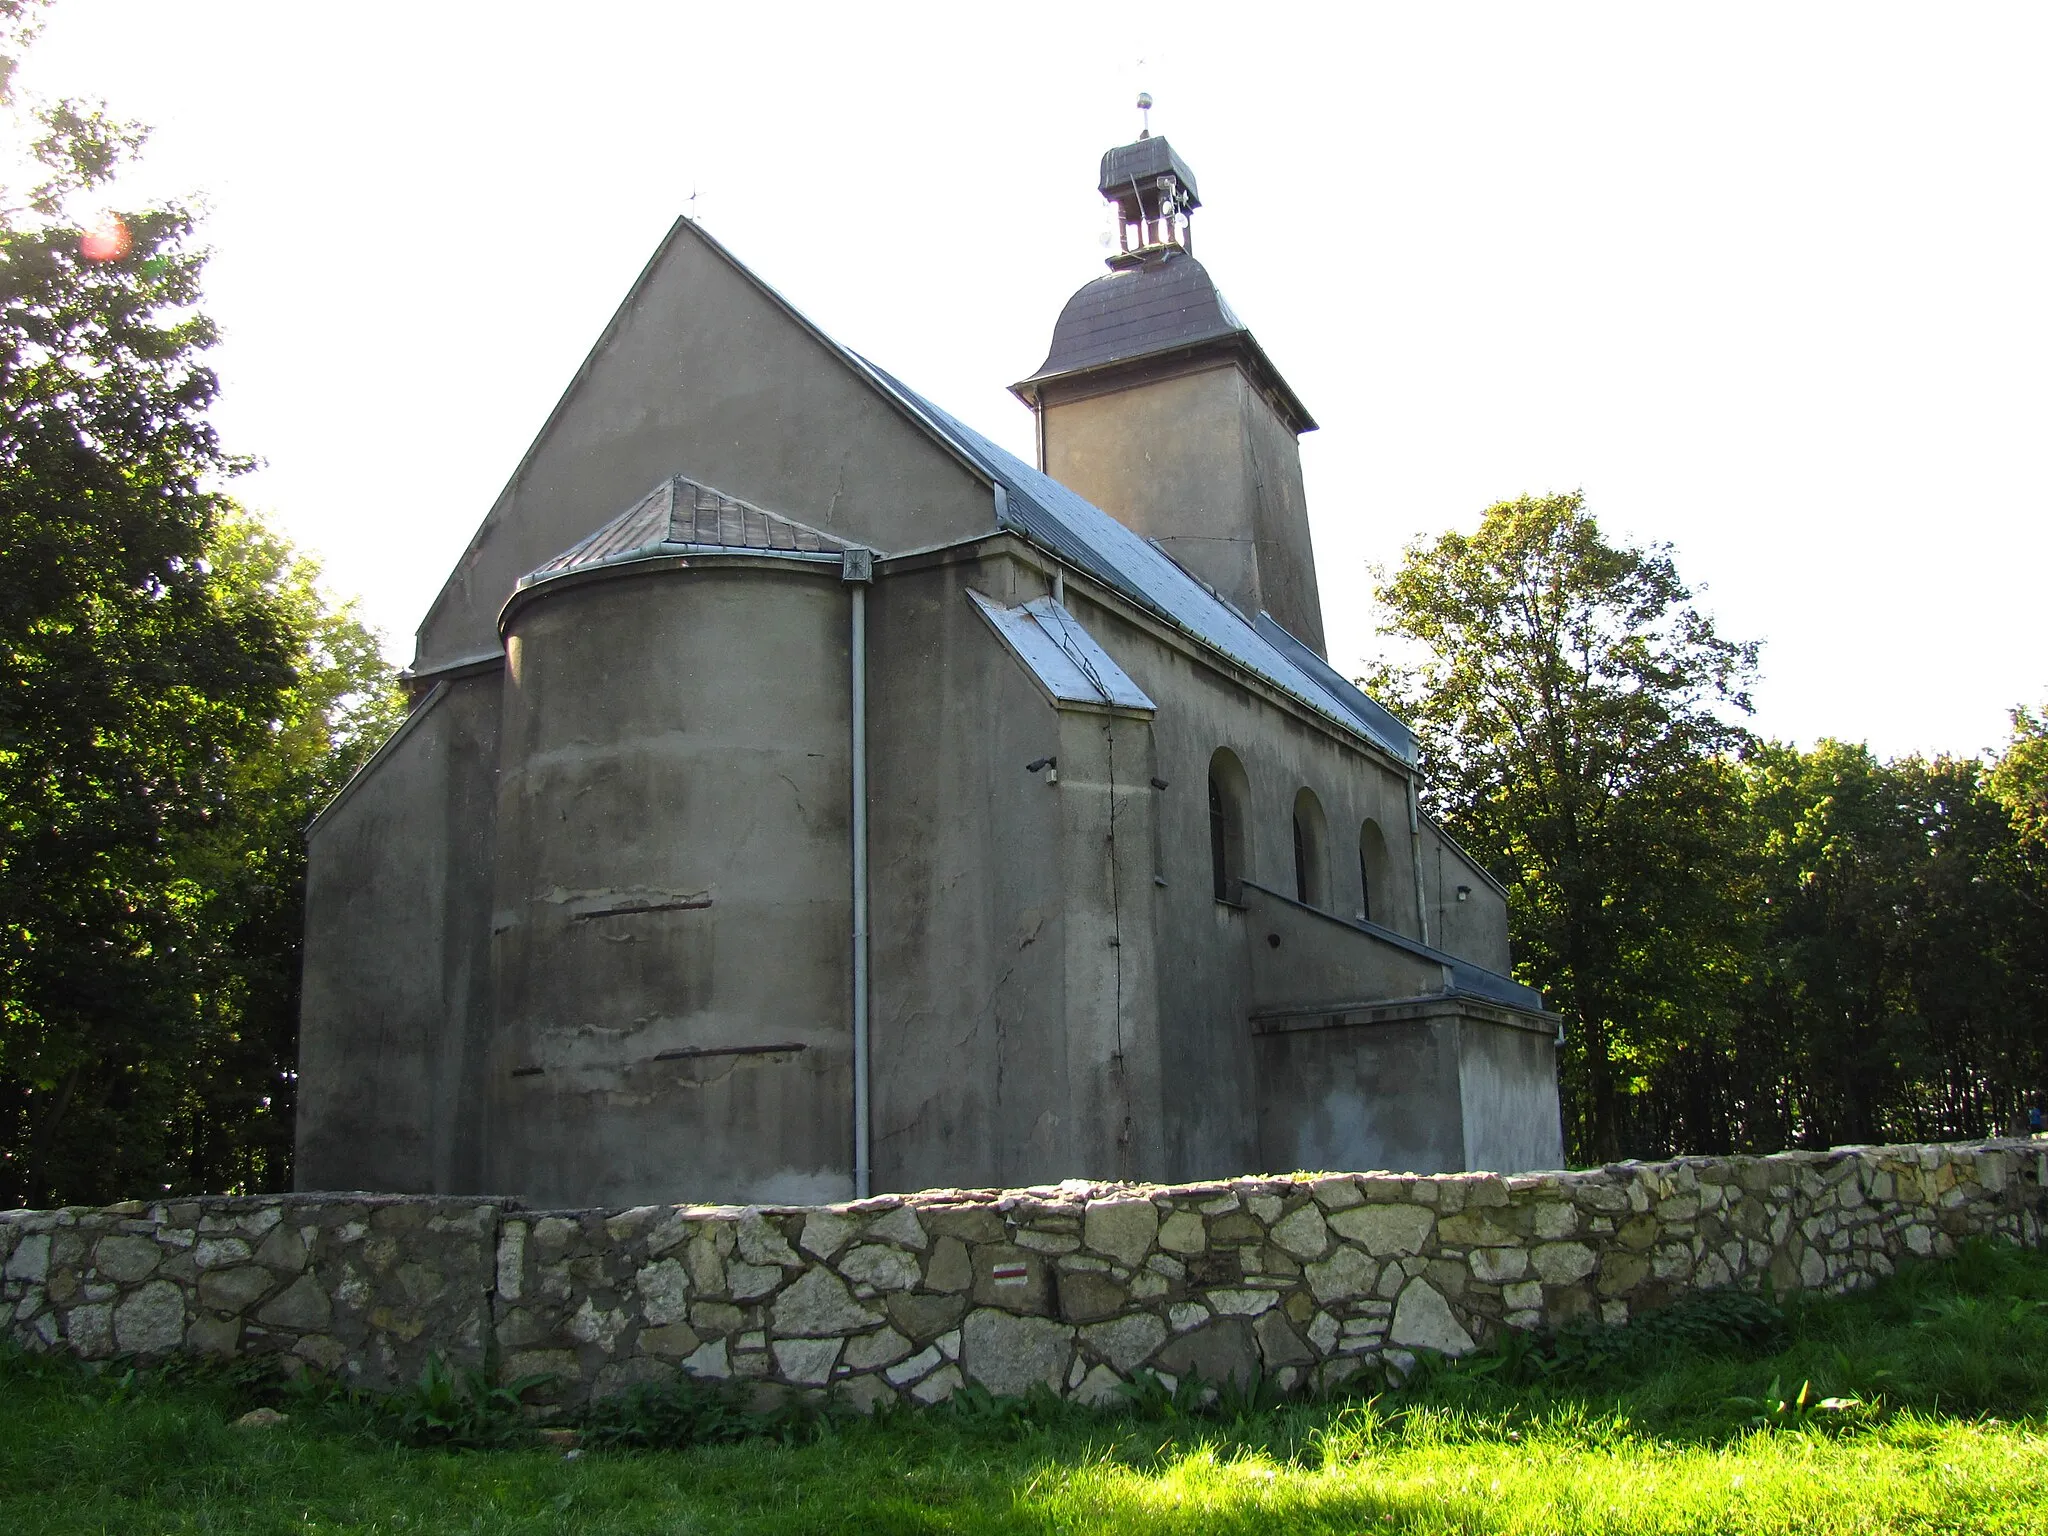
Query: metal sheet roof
852 356 1419 767
1252 614 1417 765
967 590 1157 714
520 474 849 589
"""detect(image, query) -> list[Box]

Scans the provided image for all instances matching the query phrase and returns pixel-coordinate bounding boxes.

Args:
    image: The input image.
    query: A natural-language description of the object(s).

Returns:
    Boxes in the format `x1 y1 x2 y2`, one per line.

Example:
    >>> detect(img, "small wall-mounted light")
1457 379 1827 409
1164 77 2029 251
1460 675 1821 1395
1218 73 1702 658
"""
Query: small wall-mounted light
1456 885 1472 902
1025 756 1058 784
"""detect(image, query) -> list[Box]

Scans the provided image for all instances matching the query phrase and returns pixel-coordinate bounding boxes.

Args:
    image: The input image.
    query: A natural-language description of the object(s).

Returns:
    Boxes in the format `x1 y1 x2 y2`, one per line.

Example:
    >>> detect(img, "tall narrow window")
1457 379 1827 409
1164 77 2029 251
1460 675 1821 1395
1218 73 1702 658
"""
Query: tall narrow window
1359 818 1394 927
1292 787 1328 908
1210 776 1229 901
1207 749 1250 903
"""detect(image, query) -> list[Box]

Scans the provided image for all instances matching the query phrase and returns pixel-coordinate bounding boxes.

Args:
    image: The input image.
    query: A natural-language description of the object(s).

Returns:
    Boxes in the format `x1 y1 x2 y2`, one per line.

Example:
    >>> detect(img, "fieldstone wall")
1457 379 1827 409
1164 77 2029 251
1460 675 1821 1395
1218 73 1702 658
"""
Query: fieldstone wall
6 1140 2045 1408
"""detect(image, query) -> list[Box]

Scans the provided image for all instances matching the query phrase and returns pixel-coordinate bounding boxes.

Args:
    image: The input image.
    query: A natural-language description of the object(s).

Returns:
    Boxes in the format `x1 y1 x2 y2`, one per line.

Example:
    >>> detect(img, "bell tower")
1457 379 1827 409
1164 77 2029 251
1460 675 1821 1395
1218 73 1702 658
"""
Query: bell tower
1011 120 1326 654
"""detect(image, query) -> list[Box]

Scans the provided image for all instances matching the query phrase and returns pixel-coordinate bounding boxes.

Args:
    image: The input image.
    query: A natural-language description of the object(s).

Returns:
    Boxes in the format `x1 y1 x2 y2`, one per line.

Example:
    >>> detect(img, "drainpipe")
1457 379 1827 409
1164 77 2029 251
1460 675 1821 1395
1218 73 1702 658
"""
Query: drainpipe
1405 773 1432 950
842 548 875 1197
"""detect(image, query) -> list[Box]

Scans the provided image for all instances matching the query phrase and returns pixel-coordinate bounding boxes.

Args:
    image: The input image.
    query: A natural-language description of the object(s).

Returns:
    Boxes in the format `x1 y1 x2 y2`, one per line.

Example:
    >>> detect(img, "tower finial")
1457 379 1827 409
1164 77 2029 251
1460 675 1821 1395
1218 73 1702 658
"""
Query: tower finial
1136 91 1153 139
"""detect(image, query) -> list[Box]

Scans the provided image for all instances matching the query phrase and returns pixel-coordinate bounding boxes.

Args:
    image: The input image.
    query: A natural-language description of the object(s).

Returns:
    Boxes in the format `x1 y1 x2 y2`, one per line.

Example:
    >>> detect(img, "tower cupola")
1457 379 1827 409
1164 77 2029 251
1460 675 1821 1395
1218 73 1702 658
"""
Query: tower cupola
1100 133 1201 264
1011 123 1328 655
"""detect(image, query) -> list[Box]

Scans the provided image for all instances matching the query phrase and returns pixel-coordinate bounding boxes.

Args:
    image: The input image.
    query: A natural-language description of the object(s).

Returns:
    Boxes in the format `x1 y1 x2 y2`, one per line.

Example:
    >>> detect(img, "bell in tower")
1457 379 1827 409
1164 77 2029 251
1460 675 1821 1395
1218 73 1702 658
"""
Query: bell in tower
1100 127 1200 262
1011 113 1327 656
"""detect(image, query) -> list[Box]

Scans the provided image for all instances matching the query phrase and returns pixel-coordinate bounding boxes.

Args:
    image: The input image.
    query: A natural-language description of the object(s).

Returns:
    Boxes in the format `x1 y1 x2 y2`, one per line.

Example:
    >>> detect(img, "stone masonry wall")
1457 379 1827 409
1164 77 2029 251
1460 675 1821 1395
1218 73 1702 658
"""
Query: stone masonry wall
6 1141 2045 1409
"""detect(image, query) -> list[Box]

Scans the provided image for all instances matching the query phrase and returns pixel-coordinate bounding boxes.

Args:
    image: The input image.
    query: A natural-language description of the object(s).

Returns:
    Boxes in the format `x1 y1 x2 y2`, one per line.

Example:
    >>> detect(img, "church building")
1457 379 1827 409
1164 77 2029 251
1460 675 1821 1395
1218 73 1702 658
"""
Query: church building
295 131 1565 1208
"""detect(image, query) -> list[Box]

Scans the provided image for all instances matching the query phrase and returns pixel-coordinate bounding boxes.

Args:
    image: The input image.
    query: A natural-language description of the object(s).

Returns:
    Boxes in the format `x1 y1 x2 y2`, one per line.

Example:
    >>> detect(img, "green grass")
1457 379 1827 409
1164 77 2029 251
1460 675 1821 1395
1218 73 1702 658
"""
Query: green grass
8 1242 2048 1533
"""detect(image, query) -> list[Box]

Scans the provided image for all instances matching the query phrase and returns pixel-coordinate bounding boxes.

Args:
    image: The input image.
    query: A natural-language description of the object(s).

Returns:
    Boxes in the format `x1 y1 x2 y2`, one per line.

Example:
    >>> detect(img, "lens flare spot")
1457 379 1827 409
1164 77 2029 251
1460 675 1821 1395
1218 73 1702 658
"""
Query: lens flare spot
80 213 133 263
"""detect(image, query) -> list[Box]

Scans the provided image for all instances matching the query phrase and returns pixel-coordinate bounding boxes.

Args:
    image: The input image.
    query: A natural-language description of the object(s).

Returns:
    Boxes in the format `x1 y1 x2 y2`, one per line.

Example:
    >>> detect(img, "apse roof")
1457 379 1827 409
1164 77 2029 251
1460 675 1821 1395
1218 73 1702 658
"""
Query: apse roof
519 474 849 590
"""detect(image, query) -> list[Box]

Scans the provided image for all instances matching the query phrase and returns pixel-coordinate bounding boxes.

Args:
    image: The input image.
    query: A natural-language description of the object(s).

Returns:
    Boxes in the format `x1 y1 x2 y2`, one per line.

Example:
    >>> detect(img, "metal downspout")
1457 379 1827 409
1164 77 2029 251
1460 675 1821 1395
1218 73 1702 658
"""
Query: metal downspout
843 549 875 1197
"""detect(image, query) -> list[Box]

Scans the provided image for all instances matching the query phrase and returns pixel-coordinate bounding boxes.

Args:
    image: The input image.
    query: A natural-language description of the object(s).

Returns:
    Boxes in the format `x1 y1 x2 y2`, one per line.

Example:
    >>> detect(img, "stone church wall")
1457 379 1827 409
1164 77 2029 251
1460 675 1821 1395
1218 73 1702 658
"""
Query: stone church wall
5 1140 2043 1410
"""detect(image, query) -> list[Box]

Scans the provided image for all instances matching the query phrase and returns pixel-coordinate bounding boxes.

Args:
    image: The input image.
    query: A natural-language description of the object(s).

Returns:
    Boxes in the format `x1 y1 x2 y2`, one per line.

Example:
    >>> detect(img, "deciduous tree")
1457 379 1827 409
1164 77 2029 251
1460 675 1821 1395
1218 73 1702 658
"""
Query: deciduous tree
0 1 400 1205
1367 492 1759 1161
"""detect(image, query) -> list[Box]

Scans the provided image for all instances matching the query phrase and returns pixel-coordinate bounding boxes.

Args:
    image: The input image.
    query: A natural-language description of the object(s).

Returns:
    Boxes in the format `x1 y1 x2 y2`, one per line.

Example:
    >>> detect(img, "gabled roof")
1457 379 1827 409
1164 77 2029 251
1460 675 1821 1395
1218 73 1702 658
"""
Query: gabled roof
519 474 850 592
489 219 1415 767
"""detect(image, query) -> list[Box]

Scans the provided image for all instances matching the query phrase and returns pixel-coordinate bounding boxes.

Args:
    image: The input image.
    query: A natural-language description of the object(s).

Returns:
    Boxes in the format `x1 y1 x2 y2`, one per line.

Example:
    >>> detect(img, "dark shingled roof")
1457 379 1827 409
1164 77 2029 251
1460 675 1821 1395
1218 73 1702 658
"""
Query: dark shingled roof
1011 248 1316 432
1020 248 1243 382
520 475 849 589
1099 136 1201 208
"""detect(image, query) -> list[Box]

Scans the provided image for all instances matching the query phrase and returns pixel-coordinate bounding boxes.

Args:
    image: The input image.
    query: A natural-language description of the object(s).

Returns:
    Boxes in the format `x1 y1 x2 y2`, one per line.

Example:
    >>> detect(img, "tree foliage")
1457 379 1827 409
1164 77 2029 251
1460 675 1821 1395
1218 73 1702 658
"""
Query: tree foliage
1372 493 2048 1162
0 1 401 1206
1367 492 1760 1160
1989 704 2048 852
1722 738 2048 1150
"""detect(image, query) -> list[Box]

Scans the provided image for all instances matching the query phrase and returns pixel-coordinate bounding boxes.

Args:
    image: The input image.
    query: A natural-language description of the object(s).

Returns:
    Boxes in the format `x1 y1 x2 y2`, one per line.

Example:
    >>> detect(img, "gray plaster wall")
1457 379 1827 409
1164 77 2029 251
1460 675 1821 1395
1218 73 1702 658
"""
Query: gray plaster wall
863 547 1166 1192
1039 363 1326 655
296 674 501 1195
1239 369 1327 659
485 562 855 1208
1240 883 1451 1014
1460 1015 1567 1175
1419 820 1512 973
299 535 1540 1205
415 219 994 674
1050 701 1165 1184
863 547 1064 1191
1255 1015 1466 1177
1023 561 1474 1180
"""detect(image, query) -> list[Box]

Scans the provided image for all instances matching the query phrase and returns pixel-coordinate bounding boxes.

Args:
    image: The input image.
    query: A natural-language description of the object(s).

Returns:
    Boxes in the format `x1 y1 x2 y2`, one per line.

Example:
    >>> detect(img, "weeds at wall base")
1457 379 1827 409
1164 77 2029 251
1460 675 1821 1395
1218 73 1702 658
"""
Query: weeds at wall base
13 1237 2046 1463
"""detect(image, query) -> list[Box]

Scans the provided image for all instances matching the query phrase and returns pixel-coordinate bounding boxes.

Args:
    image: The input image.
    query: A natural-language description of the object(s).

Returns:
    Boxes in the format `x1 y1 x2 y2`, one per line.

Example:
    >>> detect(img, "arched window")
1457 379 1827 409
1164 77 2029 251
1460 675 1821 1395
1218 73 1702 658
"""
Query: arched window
1292 787 1328 908
1207 749 1250 902
1358 817 1395 925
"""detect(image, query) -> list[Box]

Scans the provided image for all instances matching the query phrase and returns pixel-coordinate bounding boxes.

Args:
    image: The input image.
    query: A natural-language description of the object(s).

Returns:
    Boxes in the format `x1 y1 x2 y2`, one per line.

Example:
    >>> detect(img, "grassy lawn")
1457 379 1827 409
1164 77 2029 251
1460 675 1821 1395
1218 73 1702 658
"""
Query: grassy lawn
7 1243 2048 1534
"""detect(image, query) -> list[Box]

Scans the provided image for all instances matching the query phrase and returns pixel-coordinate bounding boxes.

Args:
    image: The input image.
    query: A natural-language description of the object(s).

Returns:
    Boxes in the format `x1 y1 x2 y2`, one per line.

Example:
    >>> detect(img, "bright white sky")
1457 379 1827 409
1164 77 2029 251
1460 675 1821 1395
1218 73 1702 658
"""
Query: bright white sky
21 1 2046 759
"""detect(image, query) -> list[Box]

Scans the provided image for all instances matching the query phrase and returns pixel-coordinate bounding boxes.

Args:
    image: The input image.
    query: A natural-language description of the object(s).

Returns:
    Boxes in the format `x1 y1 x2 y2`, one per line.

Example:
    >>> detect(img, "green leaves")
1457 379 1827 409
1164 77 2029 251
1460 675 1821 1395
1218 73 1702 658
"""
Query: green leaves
1727 1374 1871 1428
0 12 401 1206
1371 493 2047 1160
388 1355 555 1450
1730 740 2048 1148
1370 493 1760 1160
1988 703 2048 850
